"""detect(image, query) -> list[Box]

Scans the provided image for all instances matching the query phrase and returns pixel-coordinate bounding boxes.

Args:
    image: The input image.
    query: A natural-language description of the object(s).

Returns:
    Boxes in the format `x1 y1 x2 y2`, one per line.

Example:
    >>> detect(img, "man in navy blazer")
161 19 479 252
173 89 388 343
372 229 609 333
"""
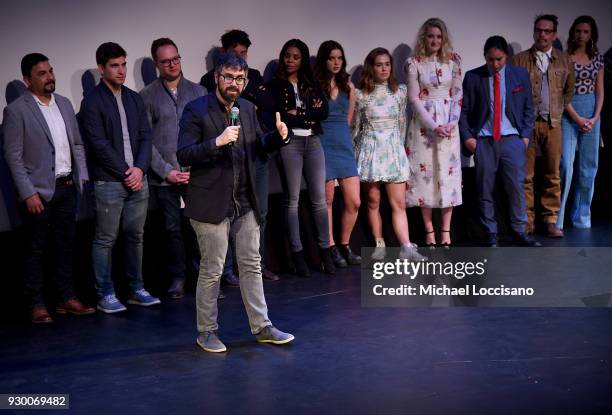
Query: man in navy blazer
459 36 540 247
177 53 293 353
3 53 94 322
80 42 159 313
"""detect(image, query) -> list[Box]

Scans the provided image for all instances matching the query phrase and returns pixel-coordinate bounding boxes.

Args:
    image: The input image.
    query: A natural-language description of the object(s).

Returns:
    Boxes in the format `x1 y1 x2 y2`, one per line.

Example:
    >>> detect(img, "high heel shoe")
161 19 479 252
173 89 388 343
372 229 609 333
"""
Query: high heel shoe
292 250 311 277
424 230 436 250
439 230 451 249
320 247 336 275
330 245 348 268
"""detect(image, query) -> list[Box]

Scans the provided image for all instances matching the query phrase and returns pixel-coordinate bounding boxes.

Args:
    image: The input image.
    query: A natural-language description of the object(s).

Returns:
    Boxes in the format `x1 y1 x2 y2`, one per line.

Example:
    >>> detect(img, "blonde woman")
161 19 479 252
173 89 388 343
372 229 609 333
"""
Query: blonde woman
405 18 463 248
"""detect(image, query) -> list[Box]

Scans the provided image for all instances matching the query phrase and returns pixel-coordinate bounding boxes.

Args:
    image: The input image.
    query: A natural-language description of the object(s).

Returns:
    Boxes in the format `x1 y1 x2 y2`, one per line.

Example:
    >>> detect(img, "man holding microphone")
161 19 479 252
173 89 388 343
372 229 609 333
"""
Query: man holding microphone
177 53 294 353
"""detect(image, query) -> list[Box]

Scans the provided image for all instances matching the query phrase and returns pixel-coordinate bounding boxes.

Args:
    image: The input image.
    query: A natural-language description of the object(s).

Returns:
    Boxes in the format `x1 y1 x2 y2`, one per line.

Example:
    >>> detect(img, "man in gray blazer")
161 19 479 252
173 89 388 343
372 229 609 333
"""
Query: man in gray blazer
3 53 94 323
140 38 206 299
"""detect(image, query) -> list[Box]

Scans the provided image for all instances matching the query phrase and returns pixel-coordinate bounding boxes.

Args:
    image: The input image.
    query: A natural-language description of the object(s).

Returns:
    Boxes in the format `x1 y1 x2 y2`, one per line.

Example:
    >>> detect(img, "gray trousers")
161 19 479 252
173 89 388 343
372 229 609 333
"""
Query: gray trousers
191 210 271 334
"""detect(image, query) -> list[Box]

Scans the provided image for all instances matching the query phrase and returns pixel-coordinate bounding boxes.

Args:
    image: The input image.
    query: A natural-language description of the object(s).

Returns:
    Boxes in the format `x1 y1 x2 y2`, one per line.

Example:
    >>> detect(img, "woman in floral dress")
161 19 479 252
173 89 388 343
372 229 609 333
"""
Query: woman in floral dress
405 17 463 248
353 47 426 261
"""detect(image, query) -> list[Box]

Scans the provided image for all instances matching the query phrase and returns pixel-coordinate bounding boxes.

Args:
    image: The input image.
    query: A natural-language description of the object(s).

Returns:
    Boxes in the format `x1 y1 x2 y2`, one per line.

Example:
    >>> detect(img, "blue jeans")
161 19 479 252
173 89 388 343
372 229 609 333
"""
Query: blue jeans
191 210 271 334
92 179 149 297
558 94 600 229
278 135 329 252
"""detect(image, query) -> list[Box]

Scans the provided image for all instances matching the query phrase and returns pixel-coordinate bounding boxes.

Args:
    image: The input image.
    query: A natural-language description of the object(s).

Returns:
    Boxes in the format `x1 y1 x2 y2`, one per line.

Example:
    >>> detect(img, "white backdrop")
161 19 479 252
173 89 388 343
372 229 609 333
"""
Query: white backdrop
0 0 610 122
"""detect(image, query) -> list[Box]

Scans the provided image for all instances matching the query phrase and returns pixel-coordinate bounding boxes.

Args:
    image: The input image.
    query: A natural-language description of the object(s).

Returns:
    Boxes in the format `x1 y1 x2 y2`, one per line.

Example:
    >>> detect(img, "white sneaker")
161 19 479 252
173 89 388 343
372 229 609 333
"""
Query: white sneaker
399 243 428 262
371 246 386 261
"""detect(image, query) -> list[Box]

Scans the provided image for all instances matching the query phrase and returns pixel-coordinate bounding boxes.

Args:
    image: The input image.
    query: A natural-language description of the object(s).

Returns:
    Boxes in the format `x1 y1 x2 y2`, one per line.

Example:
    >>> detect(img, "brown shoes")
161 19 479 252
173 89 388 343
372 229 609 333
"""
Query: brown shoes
546 223 564 238
31 306 53 324
56 299 95 315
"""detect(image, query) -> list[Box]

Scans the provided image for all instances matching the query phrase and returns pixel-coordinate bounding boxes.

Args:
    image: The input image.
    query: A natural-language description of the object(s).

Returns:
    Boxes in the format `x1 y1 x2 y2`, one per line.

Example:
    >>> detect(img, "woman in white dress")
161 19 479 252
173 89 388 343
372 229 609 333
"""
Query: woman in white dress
353 47 426 261
405 18 463 248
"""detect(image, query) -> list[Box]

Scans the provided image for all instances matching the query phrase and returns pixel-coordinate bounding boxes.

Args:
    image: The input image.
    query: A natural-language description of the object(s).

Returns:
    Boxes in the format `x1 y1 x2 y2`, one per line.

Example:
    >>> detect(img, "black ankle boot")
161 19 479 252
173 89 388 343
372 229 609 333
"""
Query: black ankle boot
291 250 311 277
339 244 362 265
319 247 336 275
330 245 348 268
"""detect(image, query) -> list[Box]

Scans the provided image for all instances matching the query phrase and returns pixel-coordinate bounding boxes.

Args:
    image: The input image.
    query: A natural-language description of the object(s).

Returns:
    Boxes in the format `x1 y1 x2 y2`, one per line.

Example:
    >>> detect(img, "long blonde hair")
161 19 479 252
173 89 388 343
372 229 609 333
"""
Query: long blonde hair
414 18 454 62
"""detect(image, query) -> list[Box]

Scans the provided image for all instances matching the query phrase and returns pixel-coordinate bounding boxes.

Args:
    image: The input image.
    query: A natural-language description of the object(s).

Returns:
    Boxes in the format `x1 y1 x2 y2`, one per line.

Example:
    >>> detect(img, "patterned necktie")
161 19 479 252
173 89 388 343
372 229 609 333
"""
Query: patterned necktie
493 71 501 141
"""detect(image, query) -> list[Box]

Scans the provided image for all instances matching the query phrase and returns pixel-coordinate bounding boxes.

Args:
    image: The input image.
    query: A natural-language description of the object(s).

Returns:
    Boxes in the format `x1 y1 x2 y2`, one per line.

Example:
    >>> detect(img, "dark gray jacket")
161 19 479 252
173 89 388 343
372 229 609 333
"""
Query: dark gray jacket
140 76 206 185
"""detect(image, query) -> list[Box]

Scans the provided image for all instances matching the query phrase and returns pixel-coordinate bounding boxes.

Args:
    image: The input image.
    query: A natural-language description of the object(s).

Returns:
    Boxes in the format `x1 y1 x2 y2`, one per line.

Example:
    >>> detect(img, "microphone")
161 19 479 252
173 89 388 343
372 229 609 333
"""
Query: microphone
229 106 240 126
228 106 240 147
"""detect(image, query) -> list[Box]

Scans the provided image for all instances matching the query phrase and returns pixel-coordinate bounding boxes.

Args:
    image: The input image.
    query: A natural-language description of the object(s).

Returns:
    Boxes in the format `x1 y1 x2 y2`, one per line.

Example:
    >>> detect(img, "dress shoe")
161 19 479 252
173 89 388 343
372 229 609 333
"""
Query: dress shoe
338 244 362 265
167 278 185 299
439 230 452 249
56 299 95 315
319 247 336 275
424 230 436 249
484 233 498 247
330 245 348 268
31 306 53 324
262 267 280 281
546 223 564 238
513 232 542 247
291 250 311 277
222 271 240 287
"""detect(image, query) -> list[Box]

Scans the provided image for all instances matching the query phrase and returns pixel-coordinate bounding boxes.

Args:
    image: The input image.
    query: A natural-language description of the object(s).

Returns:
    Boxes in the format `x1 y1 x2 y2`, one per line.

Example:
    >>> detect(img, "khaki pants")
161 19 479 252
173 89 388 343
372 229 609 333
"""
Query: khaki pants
525 120 562 228
191 211 271 334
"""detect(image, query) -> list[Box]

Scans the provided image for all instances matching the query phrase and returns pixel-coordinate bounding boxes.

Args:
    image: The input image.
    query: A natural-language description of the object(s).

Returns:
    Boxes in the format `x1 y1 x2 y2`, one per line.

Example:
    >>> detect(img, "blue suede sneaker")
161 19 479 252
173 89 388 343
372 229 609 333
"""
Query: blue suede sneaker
127 289 161 307
97 294 127 314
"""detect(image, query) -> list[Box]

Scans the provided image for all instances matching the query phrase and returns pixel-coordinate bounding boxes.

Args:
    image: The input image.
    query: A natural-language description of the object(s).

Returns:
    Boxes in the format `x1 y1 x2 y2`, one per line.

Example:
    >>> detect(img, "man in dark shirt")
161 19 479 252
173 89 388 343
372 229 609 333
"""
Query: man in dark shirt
80 42 159 313
201 29 279 283
178 53 293 353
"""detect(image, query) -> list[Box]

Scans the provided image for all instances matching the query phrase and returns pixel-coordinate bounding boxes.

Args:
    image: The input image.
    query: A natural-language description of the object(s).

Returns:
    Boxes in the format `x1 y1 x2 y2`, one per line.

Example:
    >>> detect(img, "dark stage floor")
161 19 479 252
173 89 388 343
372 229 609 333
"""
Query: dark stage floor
2 224 612 414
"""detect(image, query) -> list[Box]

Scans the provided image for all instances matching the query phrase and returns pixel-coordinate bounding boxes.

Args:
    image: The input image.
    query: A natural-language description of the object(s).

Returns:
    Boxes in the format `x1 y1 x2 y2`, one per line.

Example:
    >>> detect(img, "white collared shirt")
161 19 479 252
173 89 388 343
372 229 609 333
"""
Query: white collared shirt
535 47 553 74
33 93 72 177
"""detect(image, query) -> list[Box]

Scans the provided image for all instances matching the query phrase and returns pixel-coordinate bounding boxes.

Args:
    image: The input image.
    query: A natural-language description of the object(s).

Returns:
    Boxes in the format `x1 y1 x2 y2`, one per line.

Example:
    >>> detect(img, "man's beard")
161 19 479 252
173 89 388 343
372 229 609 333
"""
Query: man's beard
220 86 240 102
44 82 56 93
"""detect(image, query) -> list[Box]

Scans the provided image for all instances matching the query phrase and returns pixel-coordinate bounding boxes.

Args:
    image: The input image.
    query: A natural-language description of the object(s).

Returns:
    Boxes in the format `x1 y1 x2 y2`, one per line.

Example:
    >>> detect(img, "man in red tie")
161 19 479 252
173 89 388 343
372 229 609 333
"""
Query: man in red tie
460 36 540 247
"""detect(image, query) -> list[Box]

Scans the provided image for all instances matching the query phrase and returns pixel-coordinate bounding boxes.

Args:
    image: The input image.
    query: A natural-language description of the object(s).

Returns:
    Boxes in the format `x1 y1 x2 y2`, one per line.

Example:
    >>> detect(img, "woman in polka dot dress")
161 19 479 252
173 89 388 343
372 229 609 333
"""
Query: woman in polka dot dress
558 15 605 230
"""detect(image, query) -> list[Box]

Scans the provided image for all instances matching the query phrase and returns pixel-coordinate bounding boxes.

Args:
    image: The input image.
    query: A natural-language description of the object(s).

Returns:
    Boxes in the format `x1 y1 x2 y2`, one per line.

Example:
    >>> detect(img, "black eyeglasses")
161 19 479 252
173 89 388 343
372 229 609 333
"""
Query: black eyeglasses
218 73 247 86
158 56 181 67
534 29 555 35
